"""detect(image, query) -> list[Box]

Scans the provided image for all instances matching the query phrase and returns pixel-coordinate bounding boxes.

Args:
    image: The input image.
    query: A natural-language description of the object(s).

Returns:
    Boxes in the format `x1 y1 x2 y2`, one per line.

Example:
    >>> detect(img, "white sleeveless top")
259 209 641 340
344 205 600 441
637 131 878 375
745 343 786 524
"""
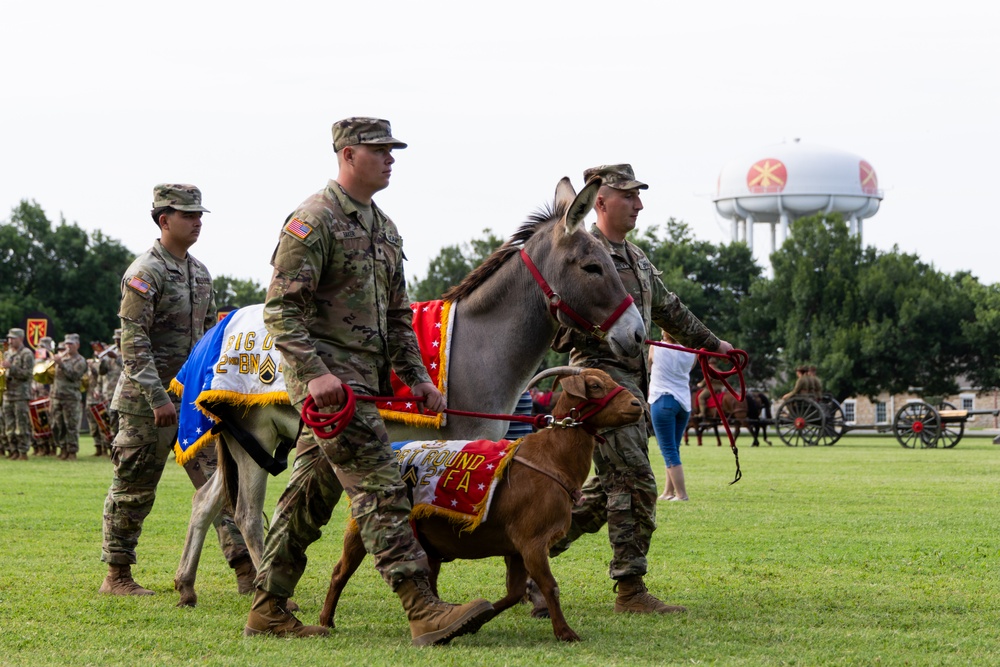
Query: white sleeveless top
648 345 693 412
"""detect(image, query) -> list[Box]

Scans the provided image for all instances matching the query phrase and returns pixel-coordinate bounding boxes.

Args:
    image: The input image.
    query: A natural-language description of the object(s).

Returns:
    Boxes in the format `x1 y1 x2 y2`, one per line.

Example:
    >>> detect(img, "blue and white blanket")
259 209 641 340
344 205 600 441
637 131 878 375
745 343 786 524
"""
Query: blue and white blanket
169 305 289 464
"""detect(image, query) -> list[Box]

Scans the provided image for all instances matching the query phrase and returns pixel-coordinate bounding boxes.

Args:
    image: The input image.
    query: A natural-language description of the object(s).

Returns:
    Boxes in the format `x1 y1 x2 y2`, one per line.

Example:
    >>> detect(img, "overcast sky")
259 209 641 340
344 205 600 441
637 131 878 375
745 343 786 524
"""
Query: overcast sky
3 1 998 293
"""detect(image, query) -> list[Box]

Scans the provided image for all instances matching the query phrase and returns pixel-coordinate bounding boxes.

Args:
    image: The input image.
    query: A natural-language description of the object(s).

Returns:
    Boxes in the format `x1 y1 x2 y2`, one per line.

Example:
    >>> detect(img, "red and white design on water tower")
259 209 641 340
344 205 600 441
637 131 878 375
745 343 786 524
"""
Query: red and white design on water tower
747 158 786 193
859 160 878 195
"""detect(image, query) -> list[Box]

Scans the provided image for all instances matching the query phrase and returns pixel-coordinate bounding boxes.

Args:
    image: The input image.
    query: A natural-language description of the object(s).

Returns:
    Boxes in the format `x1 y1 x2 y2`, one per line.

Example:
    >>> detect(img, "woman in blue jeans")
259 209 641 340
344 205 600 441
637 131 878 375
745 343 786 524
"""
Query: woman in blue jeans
648 333 694 501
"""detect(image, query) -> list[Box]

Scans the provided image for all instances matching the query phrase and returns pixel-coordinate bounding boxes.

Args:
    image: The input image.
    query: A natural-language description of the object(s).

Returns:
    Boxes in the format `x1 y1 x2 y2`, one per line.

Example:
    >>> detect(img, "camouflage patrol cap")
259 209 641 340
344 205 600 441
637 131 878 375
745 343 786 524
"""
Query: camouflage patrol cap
64 333 81 345
152 184 210 213
583 164 648 191
332 117 407 152
6 327 25 339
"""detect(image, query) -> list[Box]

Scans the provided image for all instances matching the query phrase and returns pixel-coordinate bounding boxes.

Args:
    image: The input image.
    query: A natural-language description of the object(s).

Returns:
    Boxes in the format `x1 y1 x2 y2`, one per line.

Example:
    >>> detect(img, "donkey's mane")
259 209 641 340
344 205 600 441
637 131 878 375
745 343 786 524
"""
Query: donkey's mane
441 201 566 303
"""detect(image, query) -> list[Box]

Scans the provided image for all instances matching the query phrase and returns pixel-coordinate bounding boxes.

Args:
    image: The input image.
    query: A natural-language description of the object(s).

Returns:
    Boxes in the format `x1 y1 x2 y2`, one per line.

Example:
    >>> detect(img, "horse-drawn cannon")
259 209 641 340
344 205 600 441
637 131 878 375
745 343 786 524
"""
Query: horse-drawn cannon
774 394 849 447
891 401 998 448
775 395 998 448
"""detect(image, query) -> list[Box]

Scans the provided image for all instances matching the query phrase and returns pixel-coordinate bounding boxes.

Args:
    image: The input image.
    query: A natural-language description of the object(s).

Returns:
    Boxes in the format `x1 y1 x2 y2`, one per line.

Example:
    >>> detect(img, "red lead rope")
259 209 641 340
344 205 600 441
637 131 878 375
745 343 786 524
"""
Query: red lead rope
301 387 549 441
302 385 628 443
647 341 750 485
302 344 750 485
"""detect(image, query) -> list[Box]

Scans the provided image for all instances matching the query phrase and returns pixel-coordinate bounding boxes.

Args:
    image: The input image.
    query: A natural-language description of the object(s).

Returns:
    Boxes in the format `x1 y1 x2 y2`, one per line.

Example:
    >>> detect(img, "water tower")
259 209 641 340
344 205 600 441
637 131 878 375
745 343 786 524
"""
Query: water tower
713 139 883 253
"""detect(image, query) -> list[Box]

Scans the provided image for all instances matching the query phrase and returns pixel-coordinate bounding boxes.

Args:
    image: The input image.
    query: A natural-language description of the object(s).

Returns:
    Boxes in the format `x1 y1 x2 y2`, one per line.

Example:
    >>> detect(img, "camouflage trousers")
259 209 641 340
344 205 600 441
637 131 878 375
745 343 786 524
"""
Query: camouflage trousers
101 409 250 567
3 398 32 454
106 408 120 442
549 419 658 580
51 395 83 454
87 403 110 449
0 401 8 453
255 399 428 599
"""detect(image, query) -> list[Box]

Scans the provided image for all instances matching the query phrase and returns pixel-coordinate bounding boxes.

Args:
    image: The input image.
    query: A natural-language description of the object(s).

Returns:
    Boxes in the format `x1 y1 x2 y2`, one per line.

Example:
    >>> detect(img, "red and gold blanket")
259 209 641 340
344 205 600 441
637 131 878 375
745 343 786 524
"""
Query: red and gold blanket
376 300 454 429
394 438 519 531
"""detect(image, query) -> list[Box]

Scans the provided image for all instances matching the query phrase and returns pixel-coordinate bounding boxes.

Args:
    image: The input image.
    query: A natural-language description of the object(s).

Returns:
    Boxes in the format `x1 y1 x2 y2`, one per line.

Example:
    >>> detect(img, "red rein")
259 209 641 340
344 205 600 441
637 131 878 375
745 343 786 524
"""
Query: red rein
301 387 549 441
301 343 750 485
301 385 628 441
647 341 749 484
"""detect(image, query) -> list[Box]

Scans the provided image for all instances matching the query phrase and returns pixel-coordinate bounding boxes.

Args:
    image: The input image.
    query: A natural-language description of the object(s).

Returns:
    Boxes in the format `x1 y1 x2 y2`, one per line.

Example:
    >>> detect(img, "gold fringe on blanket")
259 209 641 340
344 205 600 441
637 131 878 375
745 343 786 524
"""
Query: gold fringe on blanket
173 432 219 466
169 379 292 465
406 440 521 534
378 300 452 429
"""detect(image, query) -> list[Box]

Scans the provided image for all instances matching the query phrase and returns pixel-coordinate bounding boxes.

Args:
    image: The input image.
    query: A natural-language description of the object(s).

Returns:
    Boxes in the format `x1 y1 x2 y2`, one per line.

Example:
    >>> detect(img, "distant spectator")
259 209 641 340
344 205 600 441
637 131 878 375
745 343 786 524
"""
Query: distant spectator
648 333 694 501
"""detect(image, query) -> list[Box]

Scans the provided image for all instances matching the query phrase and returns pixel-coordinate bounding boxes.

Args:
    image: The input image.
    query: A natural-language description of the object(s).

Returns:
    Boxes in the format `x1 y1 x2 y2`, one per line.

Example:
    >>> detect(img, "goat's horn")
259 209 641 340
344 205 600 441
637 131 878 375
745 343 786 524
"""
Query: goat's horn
526 366 581 389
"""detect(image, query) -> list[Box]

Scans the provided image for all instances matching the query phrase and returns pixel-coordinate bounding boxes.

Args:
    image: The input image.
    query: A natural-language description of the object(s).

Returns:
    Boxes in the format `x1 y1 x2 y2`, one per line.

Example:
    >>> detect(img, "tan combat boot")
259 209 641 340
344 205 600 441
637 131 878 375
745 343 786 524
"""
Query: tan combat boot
613 575 686 614
243 589 329 638
232 556 257 595
99 564 155 596
396 575 494 646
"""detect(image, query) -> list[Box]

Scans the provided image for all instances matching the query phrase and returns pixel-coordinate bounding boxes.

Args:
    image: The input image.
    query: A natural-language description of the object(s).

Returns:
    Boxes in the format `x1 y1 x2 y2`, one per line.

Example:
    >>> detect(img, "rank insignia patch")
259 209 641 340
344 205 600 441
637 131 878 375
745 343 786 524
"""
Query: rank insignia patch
286 218 313 240
127 276 151 294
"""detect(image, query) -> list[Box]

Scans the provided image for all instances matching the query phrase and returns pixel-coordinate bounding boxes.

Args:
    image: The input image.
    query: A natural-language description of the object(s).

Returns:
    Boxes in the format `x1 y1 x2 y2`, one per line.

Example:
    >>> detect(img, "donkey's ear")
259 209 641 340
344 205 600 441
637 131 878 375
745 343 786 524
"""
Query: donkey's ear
560 176 600 236
554 176 576 212
560 374 588 400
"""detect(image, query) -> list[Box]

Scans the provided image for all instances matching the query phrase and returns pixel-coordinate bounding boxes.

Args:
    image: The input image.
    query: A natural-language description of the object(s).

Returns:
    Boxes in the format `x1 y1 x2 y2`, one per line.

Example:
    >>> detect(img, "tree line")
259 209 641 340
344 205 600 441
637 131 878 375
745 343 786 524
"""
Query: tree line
0 200 265 345
407 217 1000 400
4 199 998 399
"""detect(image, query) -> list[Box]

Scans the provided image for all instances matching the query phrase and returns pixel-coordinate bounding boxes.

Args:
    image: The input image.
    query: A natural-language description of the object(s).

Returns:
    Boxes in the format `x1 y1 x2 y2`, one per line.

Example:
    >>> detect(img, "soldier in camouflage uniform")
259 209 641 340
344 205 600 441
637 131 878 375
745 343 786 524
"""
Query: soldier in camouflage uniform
546 164 733 614
99 184 254 597
85 351 109 456
50 334 88 460
245 117 493 645
98 329 123 444
3 328 37 460
0 393 6 458
31 337 55 455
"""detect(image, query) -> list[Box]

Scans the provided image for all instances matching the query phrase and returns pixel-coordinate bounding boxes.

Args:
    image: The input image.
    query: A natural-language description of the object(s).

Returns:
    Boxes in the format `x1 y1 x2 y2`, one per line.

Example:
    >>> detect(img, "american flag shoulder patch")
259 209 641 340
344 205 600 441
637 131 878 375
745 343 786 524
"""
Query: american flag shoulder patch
127 276 151 294
285 218 313 240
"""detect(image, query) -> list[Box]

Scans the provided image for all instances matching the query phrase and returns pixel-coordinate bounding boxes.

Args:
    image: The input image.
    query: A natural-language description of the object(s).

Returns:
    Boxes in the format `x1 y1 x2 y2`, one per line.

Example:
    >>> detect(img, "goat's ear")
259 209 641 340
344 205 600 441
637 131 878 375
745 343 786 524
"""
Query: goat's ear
559 177 600 236
560 375 588 400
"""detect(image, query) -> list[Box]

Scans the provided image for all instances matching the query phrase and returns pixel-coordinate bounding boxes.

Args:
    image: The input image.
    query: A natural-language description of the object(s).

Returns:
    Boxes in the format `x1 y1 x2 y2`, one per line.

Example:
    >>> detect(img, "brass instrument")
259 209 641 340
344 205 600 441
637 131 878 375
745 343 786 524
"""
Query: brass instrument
0 339 7 392
33 358 55 385
97 343 119 360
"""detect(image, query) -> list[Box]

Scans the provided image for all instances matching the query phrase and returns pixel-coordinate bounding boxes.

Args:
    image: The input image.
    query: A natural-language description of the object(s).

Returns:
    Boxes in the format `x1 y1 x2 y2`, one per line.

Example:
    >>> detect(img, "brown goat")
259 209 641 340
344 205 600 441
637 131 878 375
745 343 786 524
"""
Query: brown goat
318 368 643 642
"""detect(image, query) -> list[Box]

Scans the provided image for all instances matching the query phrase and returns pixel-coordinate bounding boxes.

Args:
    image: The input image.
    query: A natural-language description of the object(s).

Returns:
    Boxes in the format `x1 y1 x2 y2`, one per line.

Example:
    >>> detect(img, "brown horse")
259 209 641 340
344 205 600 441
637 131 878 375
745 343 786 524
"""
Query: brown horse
687 389 772 447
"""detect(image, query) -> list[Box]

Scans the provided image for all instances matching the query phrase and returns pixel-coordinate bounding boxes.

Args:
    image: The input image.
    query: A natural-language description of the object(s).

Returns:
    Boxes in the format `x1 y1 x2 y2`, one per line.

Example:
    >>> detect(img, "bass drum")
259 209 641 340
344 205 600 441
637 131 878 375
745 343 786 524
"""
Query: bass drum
29 397 53 438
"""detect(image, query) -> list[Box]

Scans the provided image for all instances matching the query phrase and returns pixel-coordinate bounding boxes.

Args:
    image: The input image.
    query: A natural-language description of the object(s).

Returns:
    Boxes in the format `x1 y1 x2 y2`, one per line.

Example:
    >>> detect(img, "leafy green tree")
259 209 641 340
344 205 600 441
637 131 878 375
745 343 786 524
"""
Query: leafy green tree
741 214 863 396
0 200 134 343
745 213 985 400
409 229 504 302
214 275 267 309
632 219 762 377
959 276 1000 391
844 253 975 398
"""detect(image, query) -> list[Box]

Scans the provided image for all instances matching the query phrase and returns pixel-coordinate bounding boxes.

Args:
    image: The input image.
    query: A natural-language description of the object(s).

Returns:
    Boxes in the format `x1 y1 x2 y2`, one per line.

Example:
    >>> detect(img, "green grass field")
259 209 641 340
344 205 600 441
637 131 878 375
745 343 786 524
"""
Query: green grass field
3 433 1000 666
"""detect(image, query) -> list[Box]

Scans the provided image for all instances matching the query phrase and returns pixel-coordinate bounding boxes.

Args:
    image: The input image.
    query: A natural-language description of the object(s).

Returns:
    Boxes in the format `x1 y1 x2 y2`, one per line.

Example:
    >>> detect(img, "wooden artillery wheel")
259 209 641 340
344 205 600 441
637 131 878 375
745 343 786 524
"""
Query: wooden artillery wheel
936 401 965 449
776 396 826 447
893 401 942 448
816 394 846 447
